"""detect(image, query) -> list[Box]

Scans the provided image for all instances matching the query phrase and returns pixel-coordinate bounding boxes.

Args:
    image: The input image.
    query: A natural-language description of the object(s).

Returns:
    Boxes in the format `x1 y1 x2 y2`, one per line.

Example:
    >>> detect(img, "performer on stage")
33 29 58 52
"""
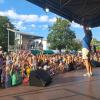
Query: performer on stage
82 26 93 77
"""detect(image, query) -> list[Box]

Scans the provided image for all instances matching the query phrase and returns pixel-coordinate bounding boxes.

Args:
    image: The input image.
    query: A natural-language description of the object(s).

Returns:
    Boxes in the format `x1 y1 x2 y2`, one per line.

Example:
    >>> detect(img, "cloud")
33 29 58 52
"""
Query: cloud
0 10 39 22
0 10 15 17
0 9 57 32
30 24 48 30
39 15 57 23
12 21 26 30
49 17 57 23
31 24 36 28
40 25 48 30
0 0 4 4
39 15 49 22
71 21 82 28
0 9 56 23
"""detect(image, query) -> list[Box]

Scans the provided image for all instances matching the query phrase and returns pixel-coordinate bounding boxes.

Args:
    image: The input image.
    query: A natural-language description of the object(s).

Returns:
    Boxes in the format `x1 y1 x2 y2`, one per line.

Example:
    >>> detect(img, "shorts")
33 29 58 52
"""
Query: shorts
82 48 90 59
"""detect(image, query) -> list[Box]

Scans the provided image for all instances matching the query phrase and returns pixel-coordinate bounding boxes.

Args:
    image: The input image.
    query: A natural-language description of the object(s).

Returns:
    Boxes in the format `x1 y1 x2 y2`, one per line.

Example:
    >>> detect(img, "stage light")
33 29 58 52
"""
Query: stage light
45 7 49 13
89 27 91 30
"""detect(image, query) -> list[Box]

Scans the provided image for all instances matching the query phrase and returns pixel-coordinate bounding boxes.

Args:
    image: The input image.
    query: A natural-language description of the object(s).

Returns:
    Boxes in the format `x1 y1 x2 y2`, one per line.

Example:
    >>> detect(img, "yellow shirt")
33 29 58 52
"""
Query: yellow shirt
26 67 31 77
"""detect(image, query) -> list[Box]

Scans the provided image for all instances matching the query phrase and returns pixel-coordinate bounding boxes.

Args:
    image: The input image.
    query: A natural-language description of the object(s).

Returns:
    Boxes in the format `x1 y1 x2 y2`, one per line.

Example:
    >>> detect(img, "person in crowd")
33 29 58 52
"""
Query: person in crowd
0 46 3 87
0 54 3 87
0 48 99 88
0 46 3 55
82 25 93 77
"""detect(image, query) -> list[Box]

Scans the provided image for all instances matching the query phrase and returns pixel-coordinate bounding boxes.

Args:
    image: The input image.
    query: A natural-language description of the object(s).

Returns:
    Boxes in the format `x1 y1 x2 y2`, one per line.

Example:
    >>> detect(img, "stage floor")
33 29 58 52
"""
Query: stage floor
0 67 100 100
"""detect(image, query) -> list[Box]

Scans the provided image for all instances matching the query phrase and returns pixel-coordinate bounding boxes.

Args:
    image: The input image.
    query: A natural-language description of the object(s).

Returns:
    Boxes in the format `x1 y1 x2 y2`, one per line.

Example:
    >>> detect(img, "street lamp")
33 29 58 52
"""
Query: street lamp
8 29 9 52
6 23 10 52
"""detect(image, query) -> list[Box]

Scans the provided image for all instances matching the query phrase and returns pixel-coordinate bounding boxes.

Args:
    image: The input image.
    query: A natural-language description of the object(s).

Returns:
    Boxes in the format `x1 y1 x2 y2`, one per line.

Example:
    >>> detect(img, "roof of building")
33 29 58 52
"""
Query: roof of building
18 32 43 39
7 28 43 39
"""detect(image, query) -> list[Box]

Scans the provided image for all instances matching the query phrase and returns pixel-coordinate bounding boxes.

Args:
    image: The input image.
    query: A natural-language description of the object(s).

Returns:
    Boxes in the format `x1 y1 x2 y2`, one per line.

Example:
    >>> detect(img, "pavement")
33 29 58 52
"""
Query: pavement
0 67 100 100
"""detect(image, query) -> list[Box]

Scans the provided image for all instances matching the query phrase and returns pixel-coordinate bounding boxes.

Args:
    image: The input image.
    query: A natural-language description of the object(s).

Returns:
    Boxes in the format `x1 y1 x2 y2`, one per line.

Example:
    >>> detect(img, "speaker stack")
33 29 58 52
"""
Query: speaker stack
29 69 52 87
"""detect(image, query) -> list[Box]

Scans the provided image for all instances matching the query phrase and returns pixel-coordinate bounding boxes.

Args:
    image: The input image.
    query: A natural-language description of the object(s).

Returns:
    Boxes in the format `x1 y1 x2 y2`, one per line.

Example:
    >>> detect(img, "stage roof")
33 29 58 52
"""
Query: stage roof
26 0 100 28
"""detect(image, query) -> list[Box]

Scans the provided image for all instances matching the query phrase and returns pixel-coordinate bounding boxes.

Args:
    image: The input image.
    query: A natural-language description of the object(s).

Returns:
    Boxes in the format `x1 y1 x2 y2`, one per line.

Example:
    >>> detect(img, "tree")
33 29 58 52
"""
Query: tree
70 39 82 51
91 38 100 45
0 16 15 51
47 17 76 52
91 38 100 52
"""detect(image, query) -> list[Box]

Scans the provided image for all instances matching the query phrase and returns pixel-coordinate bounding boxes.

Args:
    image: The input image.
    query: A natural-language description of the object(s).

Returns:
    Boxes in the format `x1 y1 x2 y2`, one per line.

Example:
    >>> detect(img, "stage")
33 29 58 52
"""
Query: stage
0 67 100 100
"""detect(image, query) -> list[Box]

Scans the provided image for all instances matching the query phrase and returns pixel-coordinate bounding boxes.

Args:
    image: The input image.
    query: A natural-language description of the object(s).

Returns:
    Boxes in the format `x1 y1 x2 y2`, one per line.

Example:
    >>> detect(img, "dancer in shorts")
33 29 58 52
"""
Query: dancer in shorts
82 25 93 77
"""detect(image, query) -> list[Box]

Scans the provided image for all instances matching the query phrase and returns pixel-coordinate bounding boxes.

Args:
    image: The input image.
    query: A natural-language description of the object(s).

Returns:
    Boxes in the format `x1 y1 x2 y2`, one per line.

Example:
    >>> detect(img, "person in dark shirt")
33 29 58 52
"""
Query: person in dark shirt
82 26 93 77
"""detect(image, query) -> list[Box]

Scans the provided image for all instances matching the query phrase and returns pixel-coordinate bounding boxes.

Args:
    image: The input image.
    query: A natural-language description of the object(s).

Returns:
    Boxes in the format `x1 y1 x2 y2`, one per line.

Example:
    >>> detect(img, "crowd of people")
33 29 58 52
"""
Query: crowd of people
0 46 100 88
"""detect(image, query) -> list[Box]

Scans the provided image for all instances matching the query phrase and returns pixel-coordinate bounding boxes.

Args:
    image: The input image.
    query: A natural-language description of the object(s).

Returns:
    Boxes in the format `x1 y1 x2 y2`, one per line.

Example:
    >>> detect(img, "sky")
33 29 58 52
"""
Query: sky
0 0 100 41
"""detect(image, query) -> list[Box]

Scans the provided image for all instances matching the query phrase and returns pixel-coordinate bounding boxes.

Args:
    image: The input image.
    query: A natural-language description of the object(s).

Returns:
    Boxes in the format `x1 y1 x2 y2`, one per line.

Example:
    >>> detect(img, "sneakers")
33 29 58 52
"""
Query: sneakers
83 73 93 77
83 73 89 76
90 72 93 76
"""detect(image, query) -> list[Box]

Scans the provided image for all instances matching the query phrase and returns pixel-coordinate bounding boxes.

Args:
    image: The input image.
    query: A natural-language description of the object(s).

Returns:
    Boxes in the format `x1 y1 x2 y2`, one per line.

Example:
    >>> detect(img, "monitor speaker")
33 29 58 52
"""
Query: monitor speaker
29 69 52 87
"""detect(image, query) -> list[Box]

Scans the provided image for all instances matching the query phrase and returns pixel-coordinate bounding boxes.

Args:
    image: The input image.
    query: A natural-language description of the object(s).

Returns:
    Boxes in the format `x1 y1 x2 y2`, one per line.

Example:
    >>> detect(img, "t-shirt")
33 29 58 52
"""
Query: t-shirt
82 31 92 50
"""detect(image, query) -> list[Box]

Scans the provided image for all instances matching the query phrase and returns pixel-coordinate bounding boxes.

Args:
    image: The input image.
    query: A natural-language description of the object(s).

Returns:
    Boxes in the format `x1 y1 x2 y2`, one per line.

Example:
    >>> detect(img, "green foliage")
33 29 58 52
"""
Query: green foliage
91 38 100 45
91 38 100 51
69 39 82 51
0 16 15 51
96 46 100 51
47 17 79 52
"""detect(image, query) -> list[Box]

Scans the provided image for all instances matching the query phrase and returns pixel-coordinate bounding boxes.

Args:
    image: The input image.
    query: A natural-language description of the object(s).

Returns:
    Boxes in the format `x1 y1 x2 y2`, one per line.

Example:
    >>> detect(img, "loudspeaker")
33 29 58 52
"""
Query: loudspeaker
29 69 52 87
